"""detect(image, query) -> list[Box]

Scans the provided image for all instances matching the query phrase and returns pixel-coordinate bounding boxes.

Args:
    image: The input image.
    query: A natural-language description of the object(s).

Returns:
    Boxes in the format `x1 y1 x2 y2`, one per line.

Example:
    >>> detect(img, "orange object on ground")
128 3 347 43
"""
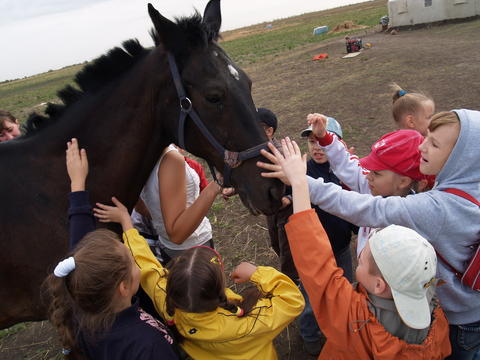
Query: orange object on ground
312 53 328 61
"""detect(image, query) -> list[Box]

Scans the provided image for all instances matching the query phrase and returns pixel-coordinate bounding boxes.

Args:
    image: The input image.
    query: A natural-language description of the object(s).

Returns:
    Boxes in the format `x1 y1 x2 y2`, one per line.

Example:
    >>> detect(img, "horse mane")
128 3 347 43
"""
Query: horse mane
23 11 213 137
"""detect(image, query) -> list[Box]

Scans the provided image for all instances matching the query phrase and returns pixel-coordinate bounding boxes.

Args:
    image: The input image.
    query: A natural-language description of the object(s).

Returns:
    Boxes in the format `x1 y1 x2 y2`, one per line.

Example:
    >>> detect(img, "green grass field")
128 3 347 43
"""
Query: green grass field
221 2 386 64
0 0 386 123
0 64 83 122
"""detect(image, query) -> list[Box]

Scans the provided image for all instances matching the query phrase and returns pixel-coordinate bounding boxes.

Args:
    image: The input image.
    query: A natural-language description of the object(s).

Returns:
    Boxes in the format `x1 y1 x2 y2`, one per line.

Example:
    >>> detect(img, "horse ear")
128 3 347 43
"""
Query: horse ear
202 0 222 41
148 3 179 50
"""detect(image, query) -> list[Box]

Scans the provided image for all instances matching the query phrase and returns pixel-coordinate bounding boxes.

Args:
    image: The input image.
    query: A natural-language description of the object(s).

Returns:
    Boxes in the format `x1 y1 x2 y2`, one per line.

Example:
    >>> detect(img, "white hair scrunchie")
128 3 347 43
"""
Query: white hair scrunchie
54 257 76 277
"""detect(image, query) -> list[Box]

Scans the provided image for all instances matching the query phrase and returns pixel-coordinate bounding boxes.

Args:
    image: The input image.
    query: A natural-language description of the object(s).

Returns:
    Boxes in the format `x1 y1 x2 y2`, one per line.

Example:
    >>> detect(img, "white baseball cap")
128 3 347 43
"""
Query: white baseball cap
369 225 437 329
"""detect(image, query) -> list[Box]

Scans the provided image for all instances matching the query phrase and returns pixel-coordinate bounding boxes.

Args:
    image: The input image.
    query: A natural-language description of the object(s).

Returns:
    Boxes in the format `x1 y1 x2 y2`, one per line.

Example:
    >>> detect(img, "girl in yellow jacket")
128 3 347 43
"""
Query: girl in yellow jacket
94 197 304 360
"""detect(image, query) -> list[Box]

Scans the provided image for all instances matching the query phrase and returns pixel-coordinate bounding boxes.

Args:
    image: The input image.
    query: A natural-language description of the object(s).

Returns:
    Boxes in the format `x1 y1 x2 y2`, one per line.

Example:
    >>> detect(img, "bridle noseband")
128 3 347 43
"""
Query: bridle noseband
167 52 268 188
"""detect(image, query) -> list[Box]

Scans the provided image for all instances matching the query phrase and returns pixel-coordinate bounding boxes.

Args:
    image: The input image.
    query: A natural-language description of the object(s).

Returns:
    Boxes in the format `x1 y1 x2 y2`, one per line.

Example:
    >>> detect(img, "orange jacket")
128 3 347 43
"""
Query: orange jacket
285 209 451 360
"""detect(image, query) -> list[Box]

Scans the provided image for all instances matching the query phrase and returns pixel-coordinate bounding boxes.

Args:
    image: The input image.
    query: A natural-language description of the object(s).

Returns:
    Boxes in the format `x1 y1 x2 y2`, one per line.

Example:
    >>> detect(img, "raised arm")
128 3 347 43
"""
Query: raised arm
158 150 221 244
263 137 368 347
94 197 170 318
66 138 96 249
308 113 368 193
258 137 442 246
306 176 443 243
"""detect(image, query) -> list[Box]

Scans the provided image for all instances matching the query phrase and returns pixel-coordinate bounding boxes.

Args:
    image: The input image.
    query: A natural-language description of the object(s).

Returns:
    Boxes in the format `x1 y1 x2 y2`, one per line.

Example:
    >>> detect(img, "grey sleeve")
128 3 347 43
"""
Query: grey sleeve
306 176 443 242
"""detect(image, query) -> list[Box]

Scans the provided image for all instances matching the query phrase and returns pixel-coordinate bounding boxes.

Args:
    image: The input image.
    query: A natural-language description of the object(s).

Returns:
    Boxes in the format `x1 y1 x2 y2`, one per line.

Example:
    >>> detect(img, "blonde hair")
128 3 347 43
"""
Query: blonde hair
390 83 433 124
428 111 459 132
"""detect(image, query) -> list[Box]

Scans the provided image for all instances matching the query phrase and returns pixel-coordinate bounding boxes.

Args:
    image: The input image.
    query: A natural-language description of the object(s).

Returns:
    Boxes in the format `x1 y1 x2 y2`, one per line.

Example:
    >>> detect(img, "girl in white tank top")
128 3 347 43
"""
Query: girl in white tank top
140 145 221 256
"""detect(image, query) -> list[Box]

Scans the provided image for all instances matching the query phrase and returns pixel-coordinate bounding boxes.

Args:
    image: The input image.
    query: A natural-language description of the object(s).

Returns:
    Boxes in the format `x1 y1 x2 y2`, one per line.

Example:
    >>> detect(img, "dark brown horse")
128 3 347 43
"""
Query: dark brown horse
0 0 283 329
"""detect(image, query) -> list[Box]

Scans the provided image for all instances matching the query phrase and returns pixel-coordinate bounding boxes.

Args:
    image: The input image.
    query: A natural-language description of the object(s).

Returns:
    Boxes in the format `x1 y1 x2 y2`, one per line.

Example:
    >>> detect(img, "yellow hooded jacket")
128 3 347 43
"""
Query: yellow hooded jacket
123 229 304 360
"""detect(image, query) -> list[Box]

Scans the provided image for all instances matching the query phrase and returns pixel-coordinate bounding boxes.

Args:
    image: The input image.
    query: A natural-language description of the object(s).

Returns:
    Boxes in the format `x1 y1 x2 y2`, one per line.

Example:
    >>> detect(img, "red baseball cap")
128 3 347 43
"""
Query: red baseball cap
360 130 424 180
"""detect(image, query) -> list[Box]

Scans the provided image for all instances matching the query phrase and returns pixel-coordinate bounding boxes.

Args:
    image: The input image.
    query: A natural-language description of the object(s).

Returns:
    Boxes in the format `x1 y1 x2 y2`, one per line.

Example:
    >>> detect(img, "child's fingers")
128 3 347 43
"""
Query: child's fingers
95 202 109 210
260 148 279 164
93 213 111 223
70 138 78 151
266 142 284 161
285 137 296 156
292 140 301 155
93 208 108 216
111 196 122 207
94 203 114 212
256 161 281 171
260 171 283 178
281 138 291 158
80 148 88 165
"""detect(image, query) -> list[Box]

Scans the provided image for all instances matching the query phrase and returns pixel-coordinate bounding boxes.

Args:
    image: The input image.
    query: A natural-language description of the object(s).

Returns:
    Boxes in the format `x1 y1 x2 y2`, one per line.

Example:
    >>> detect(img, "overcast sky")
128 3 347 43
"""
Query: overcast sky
0 0 370 81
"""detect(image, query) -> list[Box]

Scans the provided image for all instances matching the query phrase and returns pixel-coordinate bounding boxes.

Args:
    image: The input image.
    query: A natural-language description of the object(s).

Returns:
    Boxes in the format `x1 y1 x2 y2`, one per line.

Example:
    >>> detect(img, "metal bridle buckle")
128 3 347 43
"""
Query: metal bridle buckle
180 97 192 112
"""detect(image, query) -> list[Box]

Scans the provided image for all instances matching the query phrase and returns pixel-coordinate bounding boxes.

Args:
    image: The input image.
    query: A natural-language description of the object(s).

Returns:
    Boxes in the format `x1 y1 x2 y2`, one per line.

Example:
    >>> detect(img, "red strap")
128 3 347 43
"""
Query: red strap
435 249 462 279
437 188 480 278
442 188 480 206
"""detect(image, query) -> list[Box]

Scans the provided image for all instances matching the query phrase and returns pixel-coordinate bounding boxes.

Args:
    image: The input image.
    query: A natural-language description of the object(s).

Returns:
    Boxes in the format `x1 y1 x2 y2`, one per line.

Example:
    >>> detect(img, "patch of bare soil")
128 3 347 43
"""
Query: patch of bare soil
0 321 61 360
330 20 368 34
2 16 480 360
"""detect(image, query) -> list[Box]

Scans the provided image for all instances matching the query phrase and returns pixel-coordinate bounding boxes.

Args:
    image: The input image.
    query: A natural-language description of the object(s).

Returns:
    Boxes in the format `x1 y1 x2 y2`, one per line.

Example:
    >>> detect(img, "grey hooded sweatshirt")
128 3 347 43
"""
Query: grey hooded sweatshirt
306 109 480 325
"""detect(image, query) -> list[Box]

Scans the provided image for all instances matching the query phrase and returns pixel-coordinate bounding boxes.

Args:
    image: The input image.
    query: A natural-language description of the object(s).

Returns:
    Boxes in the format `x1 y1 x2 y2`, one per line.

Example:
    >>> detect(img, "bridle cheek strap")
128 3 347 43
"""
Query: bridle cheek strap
166 52 269 188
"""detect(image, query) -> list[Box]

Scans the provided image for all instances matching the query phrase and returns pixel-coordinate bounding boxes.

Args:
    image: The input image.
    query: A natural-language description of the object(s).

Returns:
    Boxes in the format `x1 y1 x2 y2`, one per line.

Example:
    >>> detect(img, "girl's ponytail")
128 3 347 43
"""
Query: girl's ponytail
389 82 433 125
43 229 131 359
390 82 406 103
43 274 85 360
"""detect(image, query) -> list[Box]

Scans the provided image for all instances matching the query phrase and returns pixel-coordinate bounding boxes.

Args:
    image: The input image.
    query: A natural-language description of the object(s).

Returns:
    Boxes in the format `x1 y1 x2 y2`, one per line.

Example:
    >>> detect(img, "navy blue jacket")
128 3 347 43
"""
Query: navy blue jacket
68 191 179 360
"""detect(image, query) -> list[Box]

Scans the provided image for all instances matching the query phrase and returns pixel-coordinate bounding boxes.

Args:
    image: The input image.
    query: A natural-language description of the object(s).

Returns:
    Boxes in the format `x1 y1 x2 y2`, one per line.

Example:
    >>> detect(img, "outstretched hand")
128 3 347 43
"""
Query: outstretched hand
66 138 88 192
94 197 133 232
231 262 257 284
306 113 328 139
257 137 307 186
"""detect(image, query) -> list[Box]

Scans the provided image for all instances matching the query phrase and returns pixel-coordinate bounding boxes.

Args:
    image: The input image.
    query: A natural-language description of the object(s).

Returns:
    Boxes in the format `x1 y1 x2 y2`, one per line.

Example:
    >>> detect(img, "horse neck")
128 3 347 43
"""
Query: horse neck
32 48 178 210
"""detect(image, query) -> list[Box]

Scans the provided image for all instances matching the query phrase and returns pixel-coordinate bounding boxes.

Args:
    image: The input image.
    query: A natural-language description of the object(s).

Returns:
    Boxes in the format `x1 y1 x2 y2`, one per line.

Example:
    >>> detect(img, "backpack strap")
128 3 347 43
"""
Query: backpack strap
437 188 480 279
435 250 462 278
442 188 480 206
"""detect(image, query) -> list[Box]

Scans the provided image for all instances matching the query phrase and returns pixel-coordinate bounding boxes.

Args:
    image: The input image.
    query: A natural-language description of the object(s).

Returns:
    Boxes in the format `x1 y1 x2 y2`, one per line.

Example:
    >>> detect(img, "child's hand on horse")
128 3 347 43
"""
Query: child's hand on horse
66 138 88 192
258 142 291 185
231 262 257 284
258 138 307 186
277 138 307 186
94 197 133 232
307 113 328 139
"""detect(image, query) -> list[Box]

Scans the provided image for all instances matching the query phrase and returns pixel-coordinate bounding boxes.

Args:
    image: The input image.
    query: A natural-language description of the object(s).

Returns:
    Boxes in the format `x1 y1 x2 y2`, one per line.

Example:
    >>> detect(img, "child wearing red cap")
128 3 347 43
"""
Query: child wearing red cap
390 84 437 189
264 137 451 360
300 113 425 256
259 110 480 360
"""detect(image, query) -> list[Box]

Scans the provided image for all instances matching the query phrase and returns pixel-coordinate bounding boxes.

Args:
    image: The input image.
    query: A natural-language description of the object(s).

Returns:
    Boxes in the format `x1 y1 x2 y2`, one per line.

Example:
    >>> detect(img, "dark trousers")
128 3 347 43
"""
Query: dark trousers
266 204 299 282
446 320 480 360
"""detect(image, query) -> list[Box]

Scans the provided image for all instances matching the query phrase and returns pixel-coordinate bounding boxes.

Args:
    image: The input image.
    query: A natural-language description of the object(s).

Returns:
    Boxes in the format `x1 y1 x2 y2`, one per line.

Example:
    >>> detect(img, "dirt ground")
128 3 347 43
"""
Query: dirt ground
1 17 480 360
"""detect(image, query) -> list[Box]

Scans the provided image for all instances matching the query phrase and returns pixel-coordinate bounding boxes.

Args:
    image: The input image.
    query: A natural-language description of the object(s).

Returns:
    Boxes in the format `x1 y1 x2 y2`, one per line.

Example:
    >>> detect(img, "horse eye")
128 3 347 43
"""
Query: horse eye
205 93 223 105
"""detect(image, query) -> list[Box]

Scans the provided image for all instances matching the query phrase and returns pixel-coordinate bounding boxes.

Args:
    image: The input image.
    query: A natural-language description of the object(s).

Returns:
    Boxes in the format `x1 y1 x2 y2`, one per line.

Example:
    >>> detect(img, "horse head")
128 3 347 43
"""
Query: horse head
148 0 284 215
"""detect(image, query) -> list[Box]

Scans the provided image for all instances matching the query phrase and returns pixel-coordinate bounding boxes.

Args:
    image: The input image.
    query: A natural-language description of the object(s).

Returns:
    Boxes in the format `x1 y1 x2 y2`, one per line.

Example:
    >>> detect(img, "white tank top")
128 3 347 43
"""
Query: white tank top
140 145 212 250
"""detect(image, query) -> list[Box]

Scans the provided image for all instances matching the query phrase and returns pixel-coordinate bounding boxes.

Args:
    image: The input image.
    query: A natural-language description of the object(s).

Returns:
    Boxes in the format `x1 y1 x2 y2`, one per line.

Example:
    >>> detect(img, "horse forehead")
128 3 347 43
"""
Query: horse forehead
212 50 240 81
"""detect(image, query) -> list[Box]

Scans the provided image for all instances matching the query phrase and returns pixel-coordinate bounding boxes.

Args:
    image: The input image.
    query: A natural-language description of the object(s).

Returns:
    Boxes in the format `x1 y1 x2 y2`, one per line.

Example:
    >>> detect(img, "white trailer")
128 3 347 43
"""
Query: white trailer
388 0 480 27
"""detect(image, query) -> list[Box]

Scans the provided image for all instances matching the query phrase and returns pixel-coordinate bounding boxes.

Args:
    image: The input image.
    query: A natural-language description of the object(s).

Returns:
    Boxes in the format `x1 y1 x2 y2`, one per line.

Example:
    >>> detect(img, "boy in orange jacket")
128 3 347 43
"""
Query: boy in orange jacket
265 138 451 359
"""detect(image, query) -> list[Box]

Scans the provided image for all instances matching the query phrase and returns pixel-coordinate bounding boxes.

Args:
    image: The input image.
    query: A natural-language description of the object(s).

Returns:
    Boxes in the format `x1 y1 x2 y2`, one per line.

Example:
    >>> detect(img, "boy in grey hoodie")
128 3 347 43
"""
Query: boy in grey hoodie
259 109 480 360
